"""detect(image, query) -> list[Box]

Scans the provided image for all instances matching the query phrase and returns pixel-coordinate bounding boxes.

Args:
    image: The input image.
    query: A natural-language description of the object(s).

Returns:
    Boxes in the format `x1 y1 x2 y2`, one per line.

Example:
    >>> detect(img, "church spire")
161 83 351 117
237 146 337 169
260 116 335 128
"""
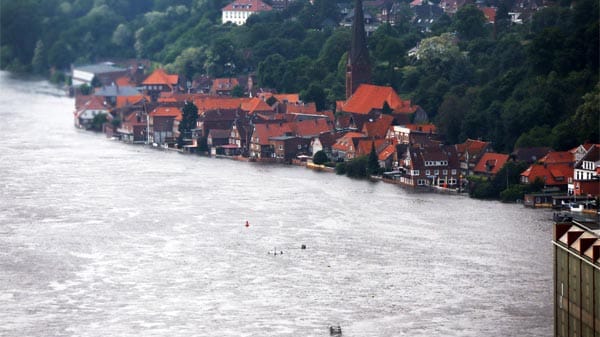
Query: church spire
346 0 371 99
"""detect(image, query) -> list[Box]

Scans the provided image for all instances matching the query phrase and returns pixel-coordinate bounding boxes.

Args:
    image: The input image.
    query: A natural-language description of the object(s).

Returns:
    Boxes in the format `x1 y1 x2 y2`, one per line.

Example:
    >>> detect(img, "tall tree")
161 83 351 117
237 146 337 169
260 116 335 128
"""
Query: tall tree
367 142 380 176
177 101 199 149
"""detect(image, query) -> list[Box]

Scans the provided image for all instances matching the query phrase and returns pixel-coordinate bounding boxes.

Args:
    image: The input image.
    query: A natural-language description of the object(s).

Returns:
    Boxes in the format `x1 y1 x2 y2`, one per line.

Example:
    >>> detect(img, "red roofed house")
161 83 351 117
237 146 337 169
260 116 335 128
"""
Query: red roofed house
398 144 461 188
361 114 394 139
290 119 332 138
342 84 413 115
149 106 182 146
520 164 573 191
332 131 367 161
210 78 240 96
250 122 292 159
269 136 312 163
387 124 438 145
480 7 496 24
571 144 600 196
222 0 272 25
456 138 493 176
74 95 109 129
241 97 274 115
118 110 147 143
341 84 428 124
473 152 510 178
142 68 179 102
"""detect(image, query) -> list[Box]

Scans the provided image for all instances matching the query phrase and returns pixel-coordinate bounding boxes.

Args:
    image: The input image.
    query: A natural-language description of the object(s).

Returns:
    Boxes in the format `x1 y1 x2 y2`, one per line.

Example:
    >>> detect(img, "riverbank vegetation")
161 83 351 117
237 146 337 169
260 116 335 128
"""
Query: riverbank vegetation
1 0 598 153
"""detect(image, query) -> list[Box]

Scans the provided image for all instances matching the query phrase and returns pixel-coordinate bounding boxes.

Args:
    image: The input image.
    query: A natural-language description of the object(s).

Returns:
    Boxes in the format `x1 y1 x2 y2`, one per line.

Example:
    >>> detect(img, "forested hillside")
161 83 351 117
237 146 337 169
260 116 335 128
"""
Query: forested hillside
1 0 597 152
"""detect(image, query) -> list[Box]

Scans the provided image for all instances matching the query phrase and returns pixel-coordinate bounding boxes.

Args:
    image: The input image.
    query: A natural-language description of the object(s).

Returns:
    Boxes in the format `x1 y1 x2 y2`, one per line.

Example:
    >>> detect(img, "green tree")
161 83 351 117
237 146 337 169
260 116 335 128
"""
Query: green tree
300 83 327 111
231 85 244 97
313 150 328 165
31 40 47 74
91 113 108 131
452 5 488 40
177 101 199 148
367 143 381 176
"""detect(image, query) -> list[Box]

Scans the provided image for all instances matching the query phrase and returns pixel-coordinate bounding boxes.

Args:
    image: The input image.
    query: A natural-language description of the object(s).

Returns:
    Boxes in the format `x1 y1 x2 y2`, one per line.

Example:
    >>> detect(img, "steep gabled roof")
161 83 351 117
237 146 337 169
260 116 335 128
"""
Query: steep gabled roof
332 131 367 152
403 123 437 133
378 143 396 161
342 84 415 114
356 139 386 157
521 163 573 186
193 97 250 112
212 78 239 92
222 0 272 12
150 106 182 121
361 114 394 139
241 97 273 114
142 68 178 87
291 119 333 137
539 151 574 165
473 152 509 175
253 123 292 145
456 138 491 161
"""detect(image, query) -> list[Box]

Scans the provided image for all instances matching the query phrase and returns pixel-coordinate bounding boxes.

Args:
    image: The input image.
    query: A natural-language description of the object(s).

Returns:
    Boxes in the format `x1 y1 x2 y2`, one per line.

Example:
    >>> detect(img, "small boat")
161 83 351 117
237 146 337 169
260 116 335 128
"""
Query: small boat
570 203 585 212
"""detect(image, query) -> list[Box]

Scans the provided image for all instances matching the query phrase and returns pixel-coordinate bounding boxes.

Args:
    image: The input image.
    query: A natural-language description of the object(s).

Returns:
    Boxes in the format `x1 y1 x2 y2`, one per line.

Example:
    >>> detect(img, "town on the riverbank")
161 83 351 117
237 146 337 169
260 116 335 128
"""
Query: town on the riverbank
71 0 599 217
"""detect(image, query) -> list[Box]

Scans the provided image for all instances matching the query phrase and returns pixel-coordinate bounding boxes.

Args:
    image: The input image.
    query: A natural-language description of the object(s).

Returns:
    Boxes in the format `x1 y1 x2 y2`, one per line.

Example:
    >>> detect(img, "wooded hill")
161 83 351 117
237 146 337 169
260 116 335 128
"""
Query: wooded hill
1 0 598 152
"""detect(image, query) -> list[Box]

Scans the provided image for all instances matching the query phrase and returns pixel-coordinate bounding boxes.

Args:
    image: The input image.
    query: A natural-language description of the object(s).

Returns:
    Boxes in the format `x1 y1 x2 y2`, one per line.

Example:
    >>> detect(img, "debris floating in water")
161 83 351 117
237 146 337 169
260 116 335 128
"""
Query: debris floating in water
245 220 249 227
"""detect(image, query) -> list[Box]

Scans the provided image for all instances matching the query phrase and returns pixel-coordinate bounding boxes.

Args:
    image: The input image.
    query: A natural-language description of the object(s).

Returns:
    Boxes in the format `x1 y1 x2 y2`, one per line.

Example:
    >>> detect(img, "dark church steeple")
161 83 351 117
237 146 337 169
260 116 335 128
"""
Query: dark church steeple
346 0 371 99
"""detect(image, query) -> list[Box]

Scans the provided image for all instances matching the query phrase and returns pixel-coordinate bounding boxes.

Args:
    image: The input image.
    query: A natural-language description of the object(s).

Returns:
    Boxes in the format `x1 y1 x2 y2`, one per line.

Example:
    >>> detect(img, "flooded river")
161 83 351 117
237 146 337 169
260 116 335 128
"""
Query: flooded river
0 72 553 336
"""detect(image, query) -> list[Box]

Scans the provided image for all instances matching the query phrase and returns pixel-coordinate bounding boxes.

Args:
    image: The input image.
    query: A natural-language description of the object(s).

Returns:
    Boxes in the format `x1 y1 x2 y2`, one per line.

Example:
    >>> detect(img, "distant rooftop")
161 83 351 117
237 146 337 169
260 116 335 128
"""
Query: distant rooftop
94 85 141 97
74 63 127 74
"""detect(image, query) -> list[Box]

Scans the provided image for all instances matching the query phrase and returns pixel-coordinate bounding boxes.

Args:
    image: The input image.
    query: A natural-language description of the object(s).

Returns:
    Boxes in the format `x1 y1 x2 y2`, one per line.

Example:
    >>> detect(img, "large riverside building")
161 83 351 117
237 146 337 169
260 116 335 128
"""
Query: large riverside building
553 221 600 336
221 0 272 25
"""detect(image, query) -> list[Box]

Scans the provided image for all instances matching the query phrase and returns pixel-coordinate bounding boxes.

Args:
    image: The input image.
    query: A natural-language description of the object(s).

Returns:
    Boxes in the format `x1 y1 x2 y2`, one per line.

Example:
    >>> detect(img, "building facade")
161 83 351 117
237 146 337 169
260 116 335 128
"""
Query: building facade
553 222 600 337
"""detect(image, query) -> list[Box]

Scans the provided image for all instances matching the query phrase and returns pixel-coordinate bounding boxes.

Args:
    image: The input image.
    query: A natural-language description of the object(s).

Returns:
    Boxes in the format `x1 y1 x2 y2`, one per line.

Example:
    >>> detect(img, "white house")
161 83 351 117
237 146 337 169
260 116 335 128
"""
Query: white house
222 0 272 25
74 96 109 129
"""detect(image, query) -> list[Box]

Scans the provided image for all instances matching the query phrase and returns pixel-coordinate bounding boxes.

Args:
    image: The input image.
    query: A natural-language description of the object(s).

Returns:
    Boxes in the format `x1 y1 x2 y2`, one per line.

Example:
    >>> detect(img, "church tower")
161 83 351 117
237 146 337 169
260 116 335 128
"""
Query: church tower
345 0 371 99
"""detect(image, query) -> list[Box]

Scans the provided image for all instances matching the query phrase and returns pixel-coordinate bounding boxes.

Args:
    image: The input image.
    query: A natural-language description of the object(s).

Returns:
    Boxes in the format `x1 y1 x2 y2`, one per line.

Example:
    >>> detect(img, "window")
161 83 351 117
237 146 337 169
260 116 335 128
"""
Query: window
426 170 431 176
451 169 457 175
417 179 426 186
279 145 283 150
412 170 420 176
443 169 448 175
434 170 439 175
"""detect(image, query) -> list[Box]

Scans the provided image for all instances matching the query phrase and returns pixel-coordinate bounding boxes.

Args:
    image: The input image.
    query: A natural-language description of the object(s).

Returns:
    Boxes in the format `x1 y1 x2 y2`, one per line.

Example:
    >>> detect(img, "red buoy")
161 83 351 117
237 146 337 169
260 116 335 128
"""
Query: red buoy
245 220 249 227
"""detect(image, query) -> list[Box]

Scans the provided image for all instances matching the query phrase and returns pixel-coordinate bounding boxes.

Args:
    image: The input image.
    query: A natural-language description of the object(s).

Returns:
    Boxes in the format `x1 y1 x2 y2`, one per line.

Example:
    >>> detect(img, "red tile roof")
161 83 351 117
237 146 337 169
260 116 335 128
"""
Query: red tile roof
142 68 178 87
473 152 509 175
357 139 386 157
361 114 394 139
150 106 182 121
342 84 416 114
212 78 239 92
290 119 332 137
285 103 317 114
241 97 273 114
456 138 491 161
81 95 107 110
253 123 292 145
539 151 574 165
480 7 496 23
116 95 146 108
404 123 437 133
378 144 396 161
521 163 573 186
193 97 250 113
332 132 367 152
222 0 272 12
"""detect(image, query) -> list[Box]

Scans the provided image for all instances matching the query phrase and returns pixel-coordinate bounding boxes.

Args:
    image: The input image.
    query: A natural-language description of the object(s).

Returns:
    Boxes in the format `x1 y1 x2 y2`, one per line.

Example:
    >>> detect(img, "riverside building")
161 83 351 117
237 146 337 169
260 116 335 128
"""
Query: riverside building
553 220 600 336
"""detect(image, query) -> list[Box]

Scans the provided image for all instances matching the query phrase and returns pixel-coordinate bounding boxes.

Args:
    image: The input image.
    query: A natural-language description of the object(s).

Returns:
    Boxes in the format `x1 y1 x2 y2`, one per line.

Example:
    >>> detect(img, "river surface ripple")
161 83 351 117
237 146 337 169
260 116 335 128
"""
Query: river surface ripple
0 72 553 337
